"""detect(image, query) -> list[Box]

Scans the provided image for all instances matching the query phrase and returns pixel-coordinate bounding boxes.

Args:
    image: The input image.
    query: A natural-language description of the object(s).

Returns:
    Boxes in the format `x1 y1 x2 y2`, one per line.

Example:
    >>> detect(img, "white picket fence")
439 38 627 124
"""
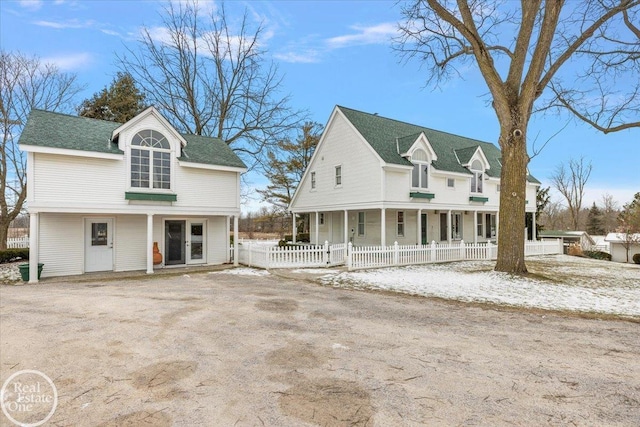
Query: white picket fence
237 241 347 269
235 239 562 271
347 239 562 270
7 237 29 249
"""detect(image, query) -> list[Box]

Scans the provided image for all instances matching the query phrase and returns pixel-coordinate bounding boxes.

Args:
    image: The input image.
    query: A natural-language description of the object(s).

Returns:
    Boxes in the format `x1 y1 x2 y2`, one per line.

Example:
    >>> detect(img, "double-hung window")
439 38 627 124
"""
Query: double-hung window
411 149 430 189
131 130 171 190
357 212 365 236
335 165 342 186
311 171 316 189
452 212 462 240
397 211 405 237
470 160 484 193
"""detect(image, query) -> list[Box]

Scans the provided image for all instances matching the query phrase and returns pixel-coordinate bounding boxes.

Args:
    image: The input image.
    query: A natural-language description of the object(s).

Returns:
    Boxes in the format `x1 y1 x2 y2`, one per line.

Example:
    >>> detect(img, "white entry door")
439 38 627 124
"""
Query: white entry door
85 218 114 272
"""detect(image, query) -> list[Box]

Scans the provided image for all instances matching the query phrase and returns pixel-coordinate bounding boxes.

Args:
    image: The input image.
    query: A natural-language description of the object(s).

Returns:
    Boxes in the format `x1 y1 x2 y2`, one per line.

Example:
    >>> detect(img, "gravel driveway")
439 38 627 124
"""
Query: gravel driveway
1 269 639 426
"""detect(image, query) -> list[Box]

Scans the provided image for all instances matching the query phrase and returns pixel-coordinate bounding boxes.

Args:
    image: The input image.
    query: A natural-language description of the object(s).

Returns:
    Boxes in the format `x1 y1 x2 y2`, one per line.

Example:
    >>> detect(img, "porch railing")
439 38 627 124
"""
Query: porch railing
233 239 562 271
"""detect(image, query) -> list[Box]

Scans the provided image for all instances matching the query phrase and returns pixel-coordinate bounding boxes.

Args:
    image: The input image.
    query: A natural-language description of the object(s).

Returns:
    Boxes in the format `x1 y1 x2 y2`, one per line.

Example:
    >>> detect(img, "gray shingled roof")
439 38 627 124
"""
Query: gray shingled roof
19 109 246 169
337 106 540 183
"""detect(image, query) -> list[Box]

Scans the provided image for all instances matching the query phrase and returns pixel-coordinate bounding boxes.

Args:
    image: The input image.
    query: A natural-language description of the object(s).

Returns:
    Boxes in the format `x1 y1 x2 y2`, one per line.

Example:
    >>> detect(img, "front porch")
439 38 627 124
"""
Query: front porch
292 207 536 247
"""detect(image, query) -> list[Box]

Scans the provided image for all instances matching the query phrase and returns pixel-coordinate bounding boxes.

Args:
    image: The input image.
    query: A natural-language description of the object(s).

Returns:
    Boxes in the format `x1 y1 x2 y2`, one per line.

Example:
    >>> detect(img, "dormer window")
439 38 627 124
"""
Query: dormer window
131 130 171 190
470 160 484 193
411 149 430 189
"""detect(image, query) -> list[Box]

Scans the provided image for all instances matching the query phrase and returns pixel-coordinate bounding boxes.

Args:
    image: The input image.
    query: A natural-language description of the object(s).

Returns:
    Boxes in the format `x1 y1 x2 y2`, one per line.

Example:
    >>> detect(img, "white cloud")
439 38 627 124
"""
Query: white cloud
326 22 398 49
33 19 96 29
274 50 321 64
41 52 93 71
19 0 42 11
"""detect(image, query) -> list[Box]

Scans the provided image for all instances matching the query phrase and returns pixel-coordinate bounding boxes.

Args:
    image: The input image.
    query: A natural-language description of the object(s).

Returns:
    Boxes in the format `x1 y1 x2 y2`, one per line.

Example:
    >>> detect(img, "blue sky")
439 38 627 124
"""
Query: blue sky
2 0 638 211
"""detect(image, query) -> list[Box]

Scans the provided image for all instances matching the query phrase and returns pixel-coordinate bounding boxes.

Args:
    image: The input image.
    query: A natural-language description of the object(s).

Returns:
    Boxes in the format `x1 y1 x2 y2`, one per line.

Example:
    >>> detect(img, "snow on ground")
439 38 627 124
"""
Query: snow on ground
209 268 270 276
291 268 342 275
321 255 640 317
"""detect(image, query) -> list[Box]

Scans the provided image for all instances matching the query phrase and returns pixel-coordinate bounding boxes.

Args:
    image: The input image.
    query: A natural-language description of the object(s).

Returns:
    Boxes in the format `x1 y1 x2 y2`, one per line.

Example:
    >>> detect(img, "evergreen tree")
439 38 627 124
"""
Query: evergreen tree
526 186 550 239
258 122 322 210
586 202 605 235
77 72 146 122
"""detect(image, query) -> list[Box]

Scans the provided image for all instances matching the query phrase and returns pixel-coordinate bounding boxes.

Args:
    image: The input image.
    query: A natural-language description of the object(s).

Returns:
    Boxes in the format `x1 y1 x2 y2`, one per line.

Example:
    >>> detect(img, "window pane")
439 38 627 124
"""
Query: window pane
477 173 483 193
421 165 428 188
335 166 342 185
477 213 483 236
412 164 420 187
357 212 365 236
91 223 108 246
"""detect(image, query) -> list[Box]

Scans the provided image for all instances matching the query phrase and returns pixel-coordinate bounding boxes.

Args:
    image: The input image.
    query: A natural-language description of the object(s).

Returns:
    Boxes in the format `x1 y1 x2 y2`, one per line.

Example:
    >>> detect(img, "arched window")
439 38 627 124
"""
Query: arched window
411 149 429 189
130 130 171 189
470 159 484 193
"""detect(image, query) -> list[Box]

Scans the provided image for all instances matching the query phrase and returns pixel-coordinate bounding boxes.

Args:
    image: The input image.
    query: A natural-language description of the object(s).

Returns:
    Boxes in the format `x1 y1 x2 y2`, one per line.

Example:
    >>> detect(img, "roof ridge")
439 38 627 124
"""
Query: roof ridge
336 105 495 146
32 108 124 125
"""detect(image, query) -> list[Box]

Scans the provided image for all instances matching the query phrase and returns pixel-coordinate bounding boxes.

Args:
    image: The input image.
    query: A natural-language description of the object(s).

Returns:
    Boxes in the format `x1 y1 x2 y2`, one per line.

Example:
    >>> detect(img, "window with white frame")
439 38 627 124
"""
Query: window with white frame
447 178 455 188
311 171 316 189
470 160 484 193
335 165 342 186
452 212 462 240
485 213 496 238
411 149 429 189
131 129 171 189
397 211 405 236
357 211 365 236
319 212 324 225
477 213 483 237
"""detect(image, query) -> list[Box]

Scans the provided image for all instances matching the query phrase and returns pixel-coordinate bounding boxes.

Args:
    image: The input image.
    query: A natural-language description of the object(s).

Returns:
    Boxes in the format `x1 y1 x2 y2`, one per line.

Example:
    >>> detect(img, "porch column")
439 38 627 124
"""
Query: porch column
233 215 239 266
29 213 39 283
447 210 452 244
417 209 422 245
146 214 154 274
381 208 386 247
344 210 349 244
292 213 297 243
532 211 537 241
473 210 478 244
315 211 319 245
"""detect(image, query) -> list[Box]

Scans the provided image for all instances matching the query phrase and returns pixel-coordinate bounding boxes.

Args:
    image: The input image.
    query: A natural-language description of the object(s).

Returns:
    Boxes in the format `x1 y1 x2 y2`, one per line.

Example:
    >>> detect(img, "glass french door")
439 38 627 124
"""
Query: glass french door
165 220 206 265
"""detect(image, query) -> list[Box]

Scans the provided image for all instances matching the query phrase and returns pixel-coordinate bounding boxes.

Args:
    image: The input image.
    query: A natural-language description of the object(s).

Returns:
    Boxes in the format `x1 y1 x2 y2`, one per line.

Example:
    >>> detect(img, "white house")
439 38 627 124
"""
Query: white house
605 233 640 263
289 106 540 246
19 107 246 282
539 230 596 253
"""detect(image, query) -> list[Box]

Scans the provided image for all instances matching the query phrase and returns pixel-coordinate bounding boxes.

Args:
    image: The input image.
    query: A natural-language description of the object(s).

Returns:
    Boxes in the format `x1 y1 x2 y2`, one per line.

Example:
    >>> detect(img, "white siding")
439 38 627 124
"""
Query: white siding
207 216 228 264
39 213 84 277
174 167 238 208
115 215 147 272
34 154 125 205
293 113 382 210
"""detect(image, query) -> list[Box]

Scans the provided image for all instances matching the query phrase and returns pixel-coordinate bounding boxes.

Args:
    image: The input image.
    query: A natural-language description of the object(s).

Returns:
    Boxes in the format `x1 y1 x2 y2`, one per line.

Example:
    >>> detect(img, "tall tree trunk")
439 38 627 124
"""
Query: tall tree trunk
0 219 9 251
495 124 529 274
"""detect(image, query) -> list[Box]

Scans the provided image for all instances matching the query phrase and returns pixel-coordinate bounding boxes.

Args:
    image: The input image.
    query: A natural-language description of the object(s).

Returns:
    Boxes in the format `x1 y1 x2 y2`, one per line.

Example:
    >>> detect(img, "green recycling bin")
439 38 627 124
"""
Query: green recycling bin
19 263 44 281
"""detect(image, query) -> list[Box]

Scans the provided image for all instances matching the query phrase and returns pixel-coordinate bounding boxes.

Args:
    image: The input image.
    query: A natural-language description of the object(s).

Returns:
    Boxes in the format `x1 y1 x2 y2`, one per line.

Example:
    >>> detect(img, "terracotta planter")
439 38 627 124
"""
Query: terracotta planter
153 242 163 265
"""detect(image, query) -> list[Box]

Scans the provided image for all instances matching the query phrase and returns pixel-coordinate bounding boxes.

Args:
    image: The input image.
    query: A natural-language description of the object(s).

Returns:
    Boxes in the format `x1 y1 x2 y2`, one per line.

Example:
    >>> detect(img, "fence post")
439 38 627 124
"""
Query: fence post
248 241 252 267
486 242 492 260
460 240 465 260
324 241 329 265
557 238 562 254
393 241 399 265
430 240 436 262
347 242 353 270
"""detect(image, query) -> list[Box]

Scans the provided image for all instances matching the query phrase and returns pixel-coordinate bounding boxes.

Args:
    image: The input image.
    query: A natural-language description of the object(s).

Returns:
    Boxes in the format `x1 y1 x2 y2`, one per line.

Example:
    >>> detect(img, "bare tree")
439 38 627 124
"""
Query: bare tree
551 157 592 231
395 0 640 273
0 51 83 250
600 193 620 233
118 0 303 170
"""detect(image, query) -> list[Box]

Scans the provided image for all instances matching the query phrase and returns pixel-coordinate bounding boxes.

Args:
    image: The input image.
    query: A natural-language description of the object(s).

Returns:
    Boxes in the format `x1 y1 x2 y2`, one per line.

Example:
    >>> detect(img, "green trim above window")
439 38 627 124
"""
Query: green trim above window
469 196 489 203
125 192 177 202
410 192 435 199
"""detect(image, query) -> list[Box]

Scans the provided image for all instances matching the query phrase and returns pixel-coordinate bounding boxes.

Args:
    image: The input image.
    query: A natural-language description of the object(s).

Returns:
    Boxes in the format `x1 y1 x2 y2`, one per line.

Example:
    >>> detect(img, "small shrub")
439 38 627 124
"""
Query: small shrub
568 243 583 257
633 253 640 264
278 239 287 247
583 250 612 261
283 233 310 242
0 248 29 264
